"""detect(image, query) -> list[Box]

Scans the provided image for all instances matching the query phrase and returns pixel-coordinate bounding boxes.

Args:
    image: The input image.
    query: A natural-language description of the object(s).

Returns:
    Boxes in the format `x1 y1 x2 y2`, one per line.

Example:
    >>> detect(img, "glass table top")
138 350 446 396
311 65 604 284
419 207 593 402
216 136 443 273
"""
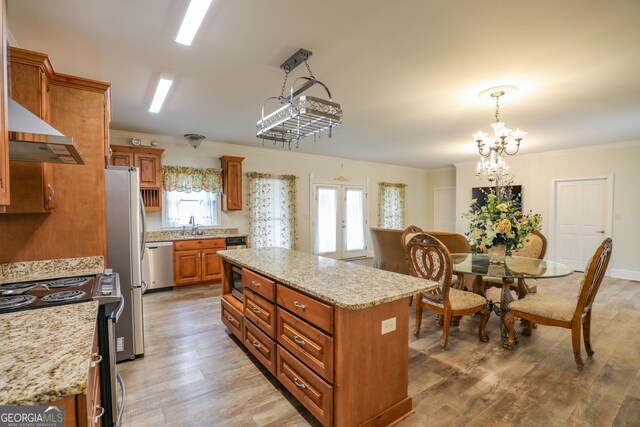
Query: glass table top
451 254 575 279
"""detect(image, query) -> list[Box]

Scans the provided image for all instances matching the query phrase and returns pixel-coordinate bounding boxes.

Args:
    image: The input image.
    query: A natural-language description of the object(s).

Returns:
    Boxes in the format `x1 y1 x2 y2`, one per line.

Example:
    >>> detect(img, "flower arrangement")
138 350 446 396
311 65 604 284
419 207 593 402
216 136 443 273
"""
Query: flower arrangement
464 188 541 257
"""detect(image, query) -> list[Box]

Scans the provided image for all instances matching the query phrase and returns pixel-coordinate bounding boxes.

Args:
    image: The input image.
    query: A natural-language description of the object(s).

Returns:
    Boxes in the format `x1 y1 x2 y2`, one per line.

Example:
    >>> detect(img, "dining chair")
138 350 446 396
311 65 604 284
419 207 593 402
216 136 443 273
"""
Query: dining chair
481 230 548 298
503 238 613 370
405 233 490 349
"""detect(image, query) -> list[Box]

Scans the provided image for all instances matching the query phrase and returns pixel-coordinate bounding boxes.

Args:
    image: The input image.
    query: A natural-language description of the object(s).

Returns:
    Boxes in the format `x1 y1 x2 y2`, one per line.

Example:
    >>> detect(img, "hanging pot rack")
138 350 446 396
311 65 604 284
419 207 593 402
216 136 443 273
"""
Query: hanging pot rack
257 49 343 150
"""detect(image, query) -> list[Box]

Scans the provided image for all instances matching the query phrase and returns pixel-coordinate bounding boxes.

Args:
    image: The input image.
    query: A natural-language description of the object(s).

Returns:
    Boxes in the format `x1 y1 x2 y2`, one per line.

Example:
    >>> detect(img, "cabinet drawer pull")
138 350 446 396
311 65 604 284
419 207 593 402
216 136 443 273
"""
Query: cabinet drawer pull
251 307 261 315
226 316 234 322
293 301 306 310
95 406 105 422
293 377 307 389
251 280 260 288
252 340 261 349
47 184 55 201
90 353 102 367
293 335 306 346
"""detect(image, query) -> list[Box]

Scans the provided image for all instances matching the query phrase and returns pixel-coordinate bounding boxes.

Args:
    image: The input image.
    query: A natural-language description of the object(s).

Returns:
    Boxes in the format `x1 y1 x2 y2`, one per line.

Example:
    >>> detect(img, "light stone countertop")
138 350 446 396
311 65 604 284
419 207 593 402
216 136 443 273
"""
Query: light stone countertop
0 256 104 285
0 301 99 405
146 228 247 243
218 247 438 310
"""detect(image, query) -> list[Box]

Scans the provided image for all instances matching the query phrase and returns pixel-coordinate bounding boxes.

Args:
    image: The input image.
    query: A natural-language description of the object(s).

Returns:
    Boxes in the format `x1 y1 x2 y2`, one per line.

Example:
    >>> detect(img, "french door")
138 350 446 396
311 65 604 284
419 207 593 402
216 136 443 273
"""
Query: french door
311 183 368 259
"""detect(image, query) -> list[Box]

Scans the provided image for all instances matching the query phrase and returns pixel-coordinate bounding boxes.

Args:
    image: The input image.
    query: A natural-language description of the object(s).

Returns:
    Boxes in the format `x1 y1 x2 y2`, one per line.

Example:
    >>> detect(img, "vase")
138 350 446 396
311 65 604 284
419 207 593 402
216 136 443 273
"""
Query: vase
488 244 507 264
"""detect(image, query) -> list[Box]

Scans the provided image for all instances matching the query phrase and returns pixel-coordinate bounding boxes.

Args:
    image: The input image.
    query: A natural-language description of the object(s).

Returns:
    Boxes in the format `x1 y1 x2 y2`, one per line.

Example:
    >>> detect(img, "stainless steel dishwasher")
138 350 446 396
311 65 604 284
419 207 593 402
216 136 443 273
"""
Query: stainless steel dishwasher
142 241 174 291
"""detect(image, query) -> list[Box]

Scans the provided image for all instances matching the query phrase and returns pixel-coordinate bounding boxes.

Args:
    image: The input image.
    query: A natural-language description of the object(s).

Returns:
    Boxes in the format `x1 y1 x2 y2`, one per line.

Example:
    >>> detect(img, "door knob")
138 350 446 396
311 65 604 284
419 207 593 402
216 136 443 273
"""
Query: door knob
597 230 605 234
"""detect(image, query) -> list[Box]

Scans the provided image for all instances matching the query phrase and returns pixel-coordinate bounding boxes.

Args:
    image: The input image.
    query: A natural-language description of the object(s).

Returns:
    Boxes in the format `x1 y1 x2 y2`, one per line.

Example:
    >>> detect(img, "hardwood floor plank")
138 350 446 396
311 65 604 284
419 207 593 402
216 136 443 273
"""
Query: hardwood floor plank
119 274 640 427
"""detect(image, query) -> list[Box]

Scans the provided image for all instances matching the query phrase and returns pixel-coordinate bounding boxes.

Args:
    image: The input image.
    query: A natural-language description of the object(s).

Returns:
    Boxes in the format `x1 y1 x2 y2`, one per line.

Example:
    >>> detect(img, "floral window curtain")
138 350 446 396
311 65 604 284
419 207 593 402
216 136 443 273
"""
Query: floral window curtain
162 166 222 193
247 172 297 249
378 182 407 229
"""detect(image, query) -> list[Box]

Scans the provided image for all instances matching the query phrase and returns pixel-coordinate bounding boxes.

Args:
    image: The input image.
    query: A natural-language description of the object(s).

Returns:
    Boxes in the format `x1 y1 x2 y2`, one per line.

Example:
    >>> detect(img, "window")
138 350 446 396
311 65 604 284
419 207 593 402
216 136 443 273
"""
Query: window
164 190 220 228
247 173 297 249
378 182 407 229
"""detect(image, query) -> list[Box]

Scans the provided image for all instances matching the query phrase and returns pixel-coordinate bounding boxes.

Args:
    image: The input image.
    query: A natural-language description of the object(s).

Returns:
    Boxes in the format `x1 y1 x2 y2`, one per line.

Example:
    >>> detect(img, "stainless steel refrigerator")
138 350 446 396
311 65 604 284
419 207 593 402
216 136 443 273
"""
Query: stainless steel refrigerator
106 166 146 362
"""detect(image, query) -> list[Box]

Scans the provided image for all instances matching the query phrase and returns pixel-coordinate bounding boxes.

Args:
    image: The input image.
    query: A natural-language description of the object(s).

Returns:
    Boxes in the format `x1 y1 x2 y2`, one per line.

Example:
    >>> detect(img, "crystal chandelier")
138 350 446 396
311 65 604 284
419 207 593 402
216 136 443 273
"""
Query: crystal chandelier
473 86 526 158
257 49 342 150
476 151 509 182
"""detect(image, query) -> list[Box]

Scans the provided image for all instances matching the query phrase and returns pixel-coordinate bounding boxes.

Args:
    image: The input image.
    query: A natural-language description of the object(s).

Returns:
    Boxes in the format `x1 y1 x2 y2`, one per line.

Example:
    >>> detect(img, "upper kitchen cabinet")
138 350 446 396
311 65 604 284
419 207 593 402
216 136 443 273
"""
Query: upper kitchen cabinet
109 145 164 211
0 46 111 263
4 47 56 213
0 0 10 211
220 156 244 210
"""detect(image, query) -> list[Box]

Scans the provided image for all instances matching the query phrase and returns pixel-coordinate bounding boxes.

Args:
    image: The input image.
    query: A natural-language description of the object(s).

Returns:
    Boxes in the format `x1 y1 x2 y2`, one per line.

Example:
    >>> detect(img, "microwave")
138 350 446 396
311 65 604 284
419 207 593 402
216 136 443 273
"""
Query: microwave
230 265 244 302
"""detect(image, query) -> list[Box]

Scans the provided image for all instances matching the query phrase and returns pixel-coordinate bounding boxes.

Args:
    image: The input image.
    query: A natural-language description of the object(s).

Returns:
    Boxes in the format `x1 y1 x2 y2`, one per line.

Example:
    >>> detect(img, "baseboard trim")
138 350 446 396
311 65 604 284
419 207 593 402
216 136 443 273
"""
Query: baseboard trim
608 268 640 282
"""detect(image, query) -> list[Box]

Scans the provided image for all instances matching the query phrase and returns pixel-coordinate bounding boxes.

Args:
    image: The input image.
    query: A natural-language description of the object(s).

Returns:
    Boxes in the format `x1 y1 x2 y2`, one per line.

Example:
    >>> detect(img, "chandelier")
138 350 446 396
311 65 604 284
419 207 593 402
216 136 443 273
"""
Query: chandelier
473 85 526 181
257 49 342 150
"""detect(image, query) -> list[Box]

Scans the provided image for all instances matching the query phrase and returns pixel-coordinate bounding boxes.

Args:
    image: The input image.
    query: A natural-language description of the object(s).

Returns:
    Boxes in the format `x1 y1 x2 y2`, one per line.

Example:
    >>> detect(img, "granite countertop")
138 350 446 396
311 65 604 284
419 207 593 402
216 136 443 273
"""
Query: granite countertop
146 228 248 243
0 256 104 285
0 301 99 405
218 248 438 310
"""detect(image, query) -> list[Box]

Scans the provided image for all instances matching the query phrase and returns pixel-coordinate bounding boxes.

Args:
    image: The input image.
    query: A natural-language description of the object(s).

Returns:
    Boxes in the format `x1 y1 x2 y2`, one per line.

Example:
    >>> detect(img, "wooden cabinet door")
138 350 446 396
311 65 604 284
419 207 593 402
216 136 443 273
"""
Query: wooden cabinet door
134 153 160 188
110 151 133 167
201 249 222 281
0 0 8 209
174 250 202 285
226 160 242 210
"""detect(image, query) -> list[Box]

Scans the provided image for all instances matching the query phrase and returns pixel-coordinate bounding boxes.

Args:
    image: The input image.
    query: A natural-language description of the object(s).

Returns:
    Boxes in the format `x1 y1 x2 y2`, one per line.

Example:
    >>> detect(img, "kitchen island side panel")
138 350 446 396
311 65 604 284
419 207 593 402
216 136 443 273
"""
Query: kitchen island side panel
333 298 413 426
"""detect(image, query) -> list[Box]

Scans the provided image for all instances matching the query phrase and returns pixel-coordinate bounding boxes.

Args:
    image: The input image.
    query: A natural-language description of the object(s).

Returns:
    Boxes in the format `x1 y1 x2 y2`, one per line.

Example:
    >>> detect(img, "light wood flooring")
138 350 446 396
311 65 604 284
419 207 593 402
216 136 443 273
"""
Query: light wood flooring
119 266 640 427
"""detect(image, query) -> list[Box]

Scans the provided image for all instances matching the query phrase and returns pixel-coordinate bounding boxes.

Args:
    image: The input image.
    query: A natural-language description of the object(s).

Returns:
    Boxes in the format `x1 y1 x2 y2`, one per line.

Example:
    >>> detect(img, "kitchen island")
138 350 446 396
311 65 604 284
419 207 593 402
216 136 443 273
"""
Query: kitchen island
219 248 438 427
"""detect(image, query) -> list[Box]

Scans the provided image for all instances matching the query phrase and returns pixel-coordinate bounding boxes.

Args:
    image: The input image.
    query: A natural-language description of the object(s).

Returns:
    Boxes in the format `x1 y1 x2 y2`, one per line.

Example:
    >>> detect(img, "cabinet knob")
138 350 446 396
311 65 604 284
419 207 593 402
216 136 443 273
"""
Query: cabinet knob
251 280 260 288
90 353 102 367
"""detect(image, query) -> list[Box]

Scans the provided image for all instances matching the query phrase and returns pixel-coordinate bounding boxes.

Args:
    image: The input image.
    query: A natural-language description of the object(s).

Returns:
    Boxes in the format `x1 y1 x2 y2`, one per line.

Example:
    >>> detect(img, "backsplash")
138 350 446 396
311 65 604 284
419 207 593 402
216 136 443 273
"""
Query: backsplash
146 227 242 242
0 256 105 284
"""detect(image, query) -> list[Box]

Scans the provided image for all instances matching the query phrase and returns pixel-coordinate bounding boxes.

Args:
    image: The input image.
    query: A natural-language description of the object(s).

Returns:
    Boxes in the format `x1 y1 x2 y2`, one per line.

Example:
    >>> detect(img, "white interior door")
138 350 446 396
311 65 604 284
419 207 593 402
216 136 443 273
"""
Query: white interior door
312 183 368 259
552 177 612 271
434 187 456 232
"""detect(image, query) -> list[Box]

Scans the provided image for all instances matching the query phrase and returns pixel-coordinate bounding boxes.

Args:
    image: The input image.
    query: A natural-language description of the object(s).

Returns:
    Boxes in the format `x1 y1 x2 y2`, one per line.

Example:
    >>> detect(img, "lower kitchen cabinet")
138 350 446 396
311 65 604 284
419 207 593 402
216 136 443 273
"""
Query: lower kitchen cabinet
48 326 103 427
173 238 225 286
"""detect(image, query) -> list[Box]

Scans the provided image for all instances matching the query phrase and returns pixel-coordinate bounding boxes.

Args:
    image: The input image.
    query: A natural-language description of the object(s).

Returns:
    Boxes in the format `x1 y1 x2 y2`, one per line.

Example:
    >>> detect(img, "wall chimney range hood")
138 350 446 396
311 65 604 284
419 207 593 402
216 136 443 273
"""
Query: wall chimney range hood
7 98 85 165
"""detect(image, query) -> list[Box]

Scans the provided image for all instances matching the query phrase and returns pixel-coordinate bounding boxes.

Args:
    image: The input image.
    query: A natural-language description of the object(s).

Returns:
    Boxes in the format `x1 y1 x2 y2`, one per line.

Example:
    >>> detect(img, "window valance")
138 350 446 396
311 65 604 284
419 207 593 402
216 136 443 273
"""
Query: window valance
162 166 222 193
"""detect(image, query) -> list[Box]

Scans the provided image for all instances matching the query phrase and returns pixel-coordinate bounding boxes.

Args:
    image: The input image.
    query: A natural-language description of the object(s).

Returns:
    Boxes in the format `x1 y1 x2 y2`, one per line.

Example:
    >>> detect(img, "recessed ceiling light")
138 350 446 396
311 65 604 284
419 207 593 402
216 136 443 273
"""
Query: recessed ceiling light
149 77 173 113
175 0 213 46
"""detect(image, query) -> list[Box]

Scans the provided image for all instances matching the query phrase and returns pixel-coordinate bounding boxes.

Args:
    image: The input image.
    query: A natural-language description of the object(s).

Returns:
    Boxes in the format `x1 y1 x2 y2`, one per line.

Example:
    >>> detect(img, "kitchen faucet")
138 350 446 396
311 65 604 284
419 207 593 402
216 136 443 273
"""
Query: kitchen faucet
189 215 196 235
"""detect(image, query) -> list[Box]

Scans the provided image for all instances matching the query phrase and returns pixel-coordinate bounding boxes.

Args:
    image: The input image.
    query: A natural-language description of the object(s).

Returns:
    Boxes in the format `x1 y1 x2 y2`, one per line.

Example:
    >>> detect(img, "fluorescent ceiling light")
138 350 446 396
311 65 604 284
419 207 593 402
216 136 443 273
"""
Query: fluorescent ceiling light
175 0 213 46
149 78 173 113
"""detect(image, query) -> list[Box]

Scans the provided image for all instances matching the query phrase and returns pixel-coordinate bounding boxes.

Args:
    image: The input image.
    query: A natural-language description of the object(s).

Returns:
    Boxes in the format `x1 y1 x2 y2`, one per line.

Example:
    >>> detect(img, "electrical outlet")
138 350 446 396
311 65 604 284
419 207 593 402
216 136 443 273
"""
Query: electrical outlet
381 317 396 335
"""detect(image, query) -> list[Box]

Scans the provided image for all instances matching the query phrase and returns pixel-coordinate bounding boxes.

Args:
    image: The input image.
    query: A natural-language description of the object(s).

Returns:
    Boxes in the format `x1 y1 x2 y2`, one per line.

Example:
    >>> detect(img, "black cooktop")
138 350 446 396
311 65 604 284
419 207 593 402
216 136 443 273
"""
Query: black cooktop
0 275 97 313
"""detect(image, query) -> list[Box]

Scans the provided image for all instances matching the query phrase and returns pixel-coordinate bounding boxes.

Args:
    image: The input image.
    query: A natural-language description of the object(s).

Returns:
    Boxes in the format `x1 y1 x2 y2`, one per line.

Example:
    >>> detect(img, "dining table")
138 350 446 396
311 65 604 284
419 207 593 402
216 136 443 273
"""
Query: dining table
451 253 574 348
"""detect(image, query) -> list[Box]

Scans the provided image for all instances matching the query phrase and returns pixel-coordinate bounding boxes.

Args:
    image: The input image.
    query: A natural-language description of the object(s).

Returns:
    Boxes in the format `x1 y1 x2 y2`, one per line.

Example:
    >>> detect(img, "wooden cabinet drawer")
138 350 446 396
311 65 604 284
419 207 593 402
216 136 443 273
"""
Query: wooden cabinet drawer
278 308 334 383
174 238 226 251
243 269 275 302
277 285 334 334
244 289 277 339
277 345 333 426
222 297 243 341
243 318 277 375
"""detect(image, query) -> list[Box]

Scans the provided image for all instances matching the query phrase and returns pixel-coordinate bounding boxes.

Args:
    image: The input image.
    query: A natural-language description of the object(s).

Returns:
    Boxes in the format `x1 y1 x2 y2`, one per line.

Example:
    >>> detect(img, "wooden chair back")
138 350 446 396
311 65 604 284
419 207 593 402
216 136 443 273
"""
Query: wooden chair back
404 233 453 301
400 225 424 256
576 238 613 316
513 230 548 259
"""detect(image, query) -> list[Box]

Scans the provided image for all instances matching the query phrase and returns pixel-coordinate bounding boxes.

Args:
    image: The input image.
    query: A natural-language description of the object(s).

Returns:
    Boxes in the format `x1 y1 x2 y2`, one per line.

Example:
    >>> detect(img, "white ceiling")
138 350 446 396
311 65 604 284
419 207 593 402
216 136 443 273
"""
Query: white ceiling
7 0 640 169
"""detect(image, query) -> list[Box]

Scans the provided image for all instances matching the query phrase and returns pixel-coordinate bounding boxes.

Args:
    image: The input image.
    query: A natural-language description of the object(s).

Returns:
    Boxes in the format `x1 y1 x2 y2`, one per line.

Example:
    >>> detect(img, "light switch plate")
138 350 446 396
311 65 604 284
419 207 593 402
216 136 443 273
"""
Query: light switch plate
381 317 397 335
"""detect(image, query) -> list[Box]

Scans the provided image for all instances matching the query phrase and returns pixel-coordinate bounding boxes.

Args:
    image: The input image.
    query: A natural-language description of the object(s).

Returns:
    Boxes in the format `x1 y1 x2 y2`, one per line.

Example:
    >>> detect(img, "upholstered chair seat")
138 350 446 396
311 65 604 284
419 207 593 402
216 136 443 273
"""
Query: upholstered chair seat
507 293 575 322
423 288 488 311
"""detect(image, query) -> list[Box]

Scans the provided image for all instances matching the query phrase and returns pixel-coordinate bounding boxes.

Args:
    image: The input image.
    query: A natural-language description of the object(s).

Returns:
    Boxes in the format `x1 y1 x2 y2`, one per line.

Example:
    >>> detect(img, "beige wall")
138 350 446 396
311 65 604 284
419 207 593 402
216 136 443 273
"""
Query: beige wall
455 141 640 279
111 130 430 256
